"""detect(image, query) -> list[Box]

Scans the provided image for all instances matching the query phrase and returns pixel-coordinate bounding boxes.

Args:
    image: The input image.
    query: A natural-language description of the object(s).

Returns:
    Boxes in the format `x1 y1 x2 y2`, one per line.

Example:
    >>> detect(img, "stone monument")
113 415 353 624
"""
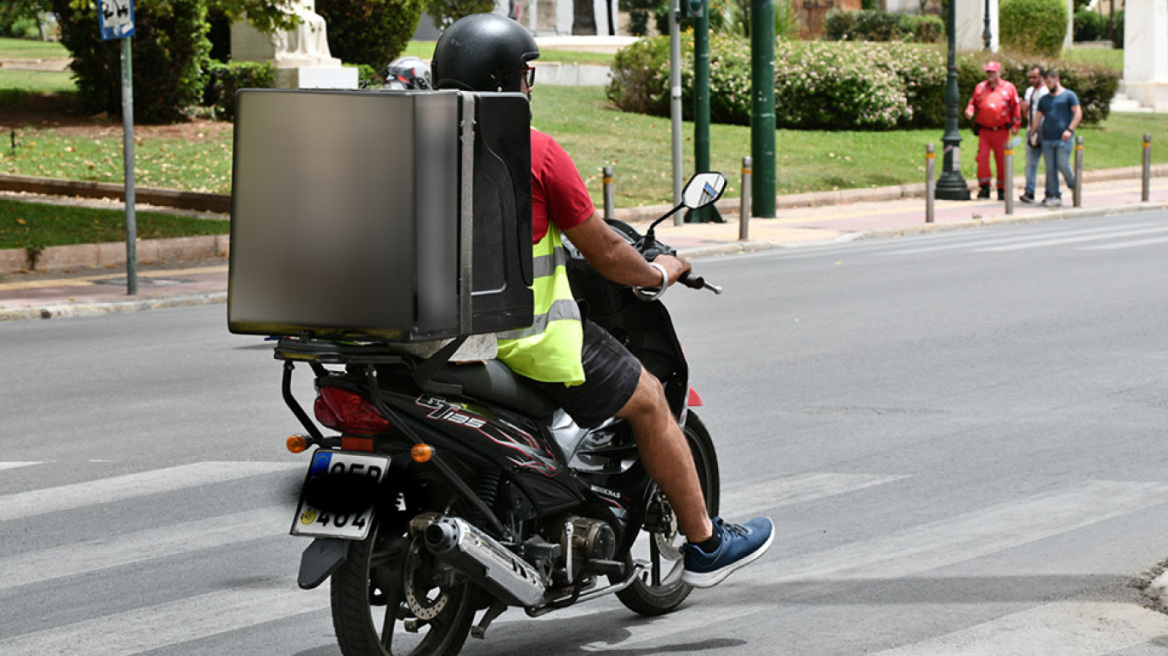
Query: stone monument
230 0 358 89
1123 0 1168 112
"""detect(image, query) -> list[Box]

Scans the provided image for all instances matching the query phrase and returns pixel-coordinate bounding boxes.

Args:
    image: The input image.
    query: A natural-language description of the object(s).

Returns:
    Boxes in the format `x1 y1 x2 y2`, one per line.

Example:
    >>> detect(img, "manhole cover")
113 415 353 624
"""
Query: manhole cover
93 277 193 287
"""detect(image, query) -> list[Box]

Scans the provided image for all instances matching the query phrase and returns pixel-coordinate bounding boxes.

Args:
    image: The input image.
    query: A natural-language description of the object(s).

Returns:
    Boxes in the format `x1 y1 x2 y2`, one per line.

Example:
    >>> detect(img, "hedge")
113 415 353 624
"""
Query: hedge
51 0 211 123
1073 9 1106 42
316 0 425 70
823 9 944 44
606 37 1119 130
1000 0 1067 57
202 60 275 120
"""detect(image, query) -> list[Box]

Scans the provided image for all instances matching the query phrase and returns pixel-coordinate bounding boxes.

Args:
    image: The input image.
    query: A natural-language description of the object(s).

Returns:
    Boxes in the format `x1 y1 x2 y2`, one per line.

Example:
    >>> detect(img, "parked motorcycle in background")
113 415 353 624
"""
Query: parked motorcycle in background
275 173 728 655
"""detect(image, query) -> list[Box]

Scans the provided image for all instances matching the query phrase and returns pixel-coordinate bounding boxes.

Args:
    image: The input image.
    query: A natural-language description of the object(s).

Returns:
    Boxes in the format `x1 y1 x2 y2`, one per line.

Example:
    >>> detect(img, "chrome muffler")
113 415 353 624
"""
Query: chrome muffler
419 515 546 607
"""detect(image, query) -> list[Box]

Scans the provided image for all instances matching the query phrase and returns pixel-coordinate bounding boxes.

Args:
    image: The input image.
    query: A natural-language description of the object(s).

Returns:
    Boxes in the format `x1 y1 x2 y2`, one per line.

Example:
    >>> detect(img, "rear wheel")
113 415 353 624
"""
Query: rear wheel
331 520 475 656
616 411 720 615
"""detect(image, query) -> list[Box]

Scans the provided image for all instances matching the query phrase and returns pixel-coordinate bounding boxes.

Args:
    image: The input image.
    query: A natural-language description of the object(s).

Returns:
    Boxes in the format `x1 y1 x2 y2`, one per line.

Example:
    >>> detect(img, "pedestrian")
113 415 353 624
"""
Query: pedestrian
1030 69 1082 208
1018 65 1048 204
964 61 1021 200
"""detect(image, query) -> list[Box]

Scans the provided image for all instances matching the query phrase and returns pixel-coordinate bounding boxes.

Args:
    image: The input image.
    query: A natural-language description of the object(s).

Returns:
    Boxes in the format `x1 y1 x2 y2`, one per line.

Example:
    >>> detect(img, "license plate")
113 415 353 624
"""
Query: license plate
291 450 390 540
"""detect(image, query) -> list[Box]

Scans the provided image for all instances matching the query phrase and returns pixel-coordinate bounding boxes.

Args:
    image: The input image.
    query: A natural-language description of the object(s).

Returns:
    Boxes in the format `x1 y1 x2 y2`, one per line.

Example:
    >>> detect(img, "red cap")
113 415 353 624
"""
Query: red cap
984 61 1001 72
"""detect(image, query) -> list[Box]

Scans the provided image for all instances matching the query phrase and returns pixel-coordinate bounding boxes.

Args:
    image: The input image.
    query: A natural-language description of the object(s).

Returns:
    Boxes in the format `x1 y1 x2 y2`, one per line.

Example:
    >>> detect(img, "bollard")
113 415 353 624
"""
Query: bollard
1073 136 1084 208
1142 134 1152 202
602 166 615 219
925 144 936 224
1004 140 1014 215
739 157 752 241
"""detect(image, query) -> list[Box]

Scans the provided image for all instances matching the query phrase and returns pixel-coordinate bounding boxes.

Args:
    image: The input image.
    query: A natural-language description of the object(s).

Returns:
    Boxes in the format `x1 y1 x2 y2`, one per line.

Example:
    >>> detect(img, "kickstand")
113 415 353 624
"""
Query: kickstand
470 600 509 640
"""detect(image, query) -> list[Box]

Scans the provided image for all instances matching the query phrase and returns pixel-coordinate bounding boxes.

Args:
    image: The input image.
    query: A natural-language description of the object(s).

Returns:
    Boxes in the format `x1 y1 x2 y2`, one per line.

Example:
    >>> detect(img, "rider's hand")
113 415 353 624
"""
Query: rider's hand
655 254 692 286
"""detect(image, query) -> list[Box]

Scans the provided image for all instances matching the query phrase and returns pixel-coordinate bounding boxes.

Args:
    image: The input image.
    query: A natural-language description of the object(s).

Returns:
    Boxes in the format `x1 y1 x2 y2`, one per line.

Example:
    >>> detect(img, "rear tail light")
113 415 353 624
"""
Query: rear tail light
315 387 392 435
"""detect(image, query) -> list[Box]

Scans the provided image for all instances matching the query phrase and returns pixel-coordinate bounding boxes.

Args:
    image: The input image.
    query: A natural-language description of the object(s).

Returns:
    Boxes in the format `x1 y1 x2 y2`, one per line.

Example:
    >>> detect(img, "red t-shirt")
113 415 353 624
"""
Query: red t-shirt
530 128 594 244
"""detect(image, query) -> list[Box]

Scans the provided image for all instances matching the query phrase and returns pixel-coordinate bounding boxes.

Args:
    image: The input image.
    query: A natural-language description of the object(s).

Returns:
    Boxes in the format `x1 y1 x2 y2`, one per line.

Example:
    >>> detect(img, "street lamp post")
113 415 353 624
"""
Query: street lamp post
935 0 970 201
983 0 992 51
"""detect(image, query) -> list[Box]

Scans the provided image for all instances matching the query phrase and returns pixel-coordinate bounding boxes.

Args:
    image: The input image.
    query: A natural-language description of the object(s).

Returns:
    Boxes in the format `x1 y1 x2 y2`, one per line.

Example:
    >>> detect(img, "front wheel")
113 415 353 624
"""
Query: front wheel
330 520 476 656
616 411 720 616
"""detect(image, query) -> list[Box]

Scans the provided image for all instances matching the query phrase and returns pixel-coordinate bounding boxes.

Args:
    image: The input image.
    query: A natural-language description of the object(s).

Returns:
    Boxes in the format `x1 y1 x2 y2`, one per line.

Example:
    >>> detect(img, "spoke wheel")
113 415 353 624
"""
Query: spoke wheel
331 520 475 656
617 411 720 616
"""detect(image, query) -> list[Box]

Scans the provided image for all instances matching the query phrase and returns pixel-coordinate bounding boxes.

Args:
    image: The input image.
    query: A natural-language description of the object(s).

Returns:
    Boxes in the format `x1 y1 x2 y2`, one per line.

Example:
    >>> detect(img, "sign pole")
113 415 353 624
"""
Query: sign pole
121 35 137 295
100 0 136 295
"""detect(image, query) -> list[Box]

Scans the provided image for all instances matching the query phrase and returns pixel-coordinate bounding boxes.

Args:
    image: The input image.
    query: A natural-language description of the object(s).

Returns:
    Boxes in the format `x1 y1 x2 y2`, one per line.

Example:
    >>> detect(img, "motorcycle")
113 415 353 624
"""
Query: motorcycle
273 172 728 655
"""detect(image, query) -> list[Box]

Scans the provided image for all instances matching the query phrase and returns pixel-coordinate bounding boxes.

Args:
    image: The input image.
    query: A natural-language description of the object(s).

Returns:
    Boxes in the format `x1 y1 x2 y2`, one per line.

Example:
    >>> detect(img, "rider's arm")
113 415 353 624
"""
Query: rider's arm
564 212 691 287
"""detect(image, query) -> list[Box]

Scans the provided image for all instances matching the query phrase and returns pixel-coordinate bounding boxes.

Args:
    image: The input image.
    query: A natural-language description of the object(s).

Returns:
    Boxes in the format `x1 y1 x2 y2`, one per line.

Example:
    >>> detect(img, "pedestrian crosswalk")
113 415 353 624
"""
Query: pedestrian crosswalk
2 461 1168 654
756 219 1168 260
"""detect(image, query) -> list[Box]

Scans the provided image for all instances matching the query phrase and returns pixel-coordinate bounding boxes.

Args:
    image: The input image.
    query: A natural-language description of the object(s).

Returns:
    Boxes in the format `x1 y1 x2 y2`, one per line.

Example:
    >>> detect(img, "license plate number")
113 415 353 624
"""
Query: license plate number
291 450 389 540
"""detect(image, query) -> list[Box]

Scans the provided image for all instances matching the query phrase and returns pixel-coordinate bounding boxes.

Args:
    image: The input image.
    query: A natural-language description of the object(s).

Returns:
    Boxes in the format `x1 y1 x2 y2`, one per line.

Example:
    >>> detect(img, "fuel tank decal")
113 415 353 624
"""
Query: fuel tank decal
414 396 559 476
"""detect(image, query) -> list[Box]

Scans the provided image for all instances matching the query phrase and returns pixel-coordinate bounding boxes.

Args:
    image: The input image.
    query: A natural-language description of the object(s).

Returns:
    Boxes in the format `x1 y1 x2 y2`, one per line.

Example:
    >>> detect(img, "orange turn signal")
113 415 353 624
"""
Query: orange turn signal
411 443 434 463
286 435 310 454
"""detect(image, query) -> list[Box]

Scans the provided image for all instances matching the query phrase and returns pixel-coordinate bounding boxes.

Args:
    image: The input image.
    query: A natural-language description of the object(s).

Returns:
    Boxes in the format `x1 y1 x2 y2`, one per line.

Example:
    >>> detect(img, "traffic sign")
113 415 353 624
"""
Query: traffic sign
98 0 134 41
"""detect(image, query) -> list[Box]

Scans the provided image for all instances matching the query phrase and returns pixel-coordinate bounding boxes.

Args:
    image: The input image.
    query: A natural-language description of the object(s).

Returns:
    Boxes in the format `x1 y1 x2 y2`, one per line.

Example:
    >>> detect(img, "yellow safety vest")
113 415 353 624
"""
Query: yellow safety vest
496 226 585 385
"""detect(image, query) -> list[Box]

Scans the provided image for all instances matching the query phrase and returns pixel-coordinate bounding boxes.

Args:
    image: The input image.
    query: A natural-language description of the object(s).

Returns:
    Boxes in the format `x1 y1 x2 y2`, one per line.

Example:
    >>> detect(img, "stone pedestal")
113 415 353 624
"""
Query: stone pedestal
1123 0 1168 112
230 1 357 90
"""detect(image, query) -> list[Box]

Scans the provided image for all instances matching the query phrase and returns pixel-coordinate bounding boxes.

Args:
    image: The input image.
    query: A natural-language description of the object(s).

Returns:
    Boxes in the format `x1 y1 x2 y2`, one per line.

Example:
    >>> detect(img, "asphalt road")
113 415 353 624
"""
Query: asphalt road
2 211 1168 655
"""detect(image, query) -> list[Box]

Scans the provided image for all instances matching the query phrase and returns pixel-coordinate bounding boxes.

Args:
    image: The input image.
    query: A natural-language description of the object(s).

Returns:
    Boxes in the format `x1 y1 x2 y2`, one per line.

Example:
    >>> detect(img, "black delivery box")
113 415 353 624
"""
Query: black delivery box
227 89 533 342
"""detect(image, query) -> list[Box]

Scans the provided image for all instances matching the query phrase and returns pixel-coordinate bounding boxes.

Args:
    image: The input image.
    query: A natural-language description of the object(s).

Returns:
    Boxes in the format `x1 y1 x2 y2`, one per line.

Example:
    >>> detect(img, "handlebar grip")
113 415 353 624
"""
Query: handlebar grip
680 272 705 289
679 271 723 295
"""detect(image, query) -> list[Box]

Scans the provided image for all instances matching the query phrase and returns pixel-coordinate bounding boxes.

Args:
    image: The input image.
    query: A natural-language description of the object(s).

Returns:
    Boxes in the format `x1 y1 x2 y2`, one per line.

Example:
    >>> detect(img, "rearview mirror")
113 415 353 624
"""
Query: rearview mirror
681 172 727 209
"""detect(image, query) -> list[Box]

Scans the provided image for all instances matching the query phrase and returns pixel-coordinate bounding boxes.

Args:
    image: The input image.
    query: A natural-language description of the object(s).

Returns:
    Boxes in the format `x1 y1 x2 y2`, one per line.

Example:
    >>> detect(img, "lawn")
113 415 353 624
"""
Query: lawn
1 37 1163 210
0 199 229 250
0 37 68 59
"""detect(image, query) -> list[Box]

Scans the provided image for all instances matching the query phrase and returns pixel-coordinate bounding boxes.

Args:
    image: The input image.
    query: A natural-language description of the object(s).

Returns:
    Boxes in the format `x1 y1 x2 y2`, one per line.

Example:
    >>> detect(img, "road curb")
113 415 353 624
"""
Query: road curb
0 291 227 322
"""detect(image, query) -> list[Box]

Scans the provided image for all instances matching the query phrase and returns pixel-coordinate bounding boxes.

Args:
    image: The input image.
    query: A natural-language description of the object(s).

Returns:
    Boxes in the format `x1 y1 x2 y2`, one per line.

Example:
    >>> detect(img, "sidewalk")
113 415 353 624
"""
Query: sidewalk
2 175 1167 322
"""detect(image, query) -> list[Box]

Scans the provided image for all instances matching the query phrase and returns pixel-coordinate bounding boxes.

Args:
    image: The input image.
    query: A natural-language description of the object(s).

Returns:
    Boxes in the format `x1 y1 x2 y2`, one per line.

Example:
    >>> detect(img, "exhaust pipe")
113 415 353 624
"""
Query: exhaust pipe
423 516 546 607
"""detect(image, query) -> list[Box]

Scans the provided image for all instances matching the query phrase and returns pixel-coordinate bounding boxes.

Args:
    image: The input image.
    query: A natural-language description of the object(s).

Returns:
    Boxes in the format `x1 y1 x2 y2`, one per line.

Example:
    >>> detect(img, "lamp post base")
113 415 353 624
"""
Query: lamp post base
935 173 971 201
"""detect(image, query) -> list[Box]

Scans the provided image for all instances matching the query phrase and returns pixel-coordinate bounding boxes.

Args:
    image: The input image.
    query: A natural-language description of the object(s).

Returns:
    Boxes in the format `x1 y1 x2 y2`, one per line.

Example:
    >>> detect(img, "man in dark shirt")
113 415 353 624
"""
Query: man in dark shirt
1031 69 1082 208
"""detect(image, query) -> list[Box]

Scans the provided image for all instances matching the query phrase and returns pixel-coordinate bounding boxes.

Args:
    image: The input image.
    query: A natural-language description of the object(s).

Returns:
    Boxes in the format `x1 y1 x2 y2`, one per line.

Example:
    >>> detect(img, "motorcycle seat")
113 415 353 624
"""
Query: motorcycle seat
433 360 558 419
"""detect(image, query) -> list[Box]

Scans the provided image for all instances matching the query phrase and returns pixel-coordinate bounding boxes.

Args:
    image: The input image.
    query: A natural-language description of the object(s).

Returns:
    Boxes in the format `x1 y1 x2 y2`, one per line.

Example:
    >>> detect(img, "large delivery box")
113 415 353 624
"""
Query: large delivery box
227 89 533 342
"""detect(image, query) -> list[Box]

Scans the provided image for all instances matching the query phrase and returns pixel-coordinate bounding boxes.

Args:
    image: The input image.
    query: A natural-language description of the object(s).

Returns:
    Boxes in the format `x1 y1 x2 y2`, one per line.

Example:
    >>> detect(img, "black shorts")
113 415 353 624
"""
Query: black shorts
526 320 642 429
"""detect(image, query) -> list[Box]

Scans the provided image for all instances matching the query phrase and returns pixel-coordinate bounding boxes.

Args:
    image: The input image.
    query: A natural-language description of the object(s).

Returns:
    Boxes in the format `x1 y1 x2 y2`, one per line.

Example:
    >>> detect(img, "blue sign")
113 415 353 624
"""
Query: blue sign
98 0 135 41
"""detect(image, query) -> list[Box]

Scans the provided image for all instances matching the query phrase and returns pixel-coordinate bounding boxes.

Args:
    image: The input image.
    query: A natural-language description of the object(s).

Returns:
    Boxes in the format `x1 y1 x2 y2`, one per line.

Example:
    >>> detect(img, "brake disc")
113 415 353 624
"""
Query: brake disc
402 538 450 621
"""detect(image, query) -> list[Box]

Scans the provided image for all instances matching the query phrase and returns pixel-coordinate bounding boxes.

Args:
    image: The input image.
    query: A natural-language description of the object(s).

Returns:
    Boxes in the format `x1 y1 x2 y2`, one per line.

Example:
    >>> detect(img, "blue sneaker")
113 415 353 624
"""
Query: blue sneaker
681 516 774 588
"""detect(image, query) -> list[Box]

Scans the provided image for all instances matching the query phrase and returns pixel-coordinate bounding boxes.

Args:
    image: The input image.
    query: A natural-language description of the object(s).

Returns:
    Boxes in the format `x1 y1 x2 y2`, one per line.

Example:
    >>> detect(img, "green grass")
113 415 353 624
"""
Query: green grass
1 127 233 193
1060 46 1124 71
0 199 229 250
4 87 1167 211
0 69 75 96
0 37 69 60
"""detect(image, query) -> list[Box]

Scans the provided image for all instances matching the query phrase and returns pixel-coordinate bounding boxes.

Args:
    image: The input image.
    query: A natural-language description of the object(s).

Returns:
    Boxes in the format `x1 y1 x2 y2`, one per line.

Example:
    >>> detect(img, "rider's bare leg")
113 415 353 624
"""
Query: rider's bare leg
617 366 714 543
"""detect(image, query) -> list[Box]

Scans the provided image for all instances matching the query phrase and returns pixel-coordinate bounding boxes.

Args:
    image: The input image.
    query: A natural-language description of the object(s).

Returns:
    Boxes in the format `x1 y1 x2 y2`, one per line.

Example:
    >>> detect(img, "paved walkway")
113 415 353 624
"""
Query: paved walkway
2 176 1167 321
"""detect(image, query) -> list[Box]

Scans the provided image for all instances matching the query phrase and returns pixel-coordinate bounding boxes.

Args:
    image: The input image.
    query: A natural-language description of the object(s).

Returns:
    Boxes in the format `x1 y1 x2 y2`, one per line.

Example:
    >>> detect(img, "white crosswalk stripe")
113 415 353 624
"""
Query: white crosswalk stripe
577 480 1168 652
722 472 908 517
6 461 1168 655
0 506 288 591
973 226 1168 252
0 576 328 656
0 461 300 522
874 223 1156 256
0 462 41 471
870 601 1168 655
1079 234 1168 250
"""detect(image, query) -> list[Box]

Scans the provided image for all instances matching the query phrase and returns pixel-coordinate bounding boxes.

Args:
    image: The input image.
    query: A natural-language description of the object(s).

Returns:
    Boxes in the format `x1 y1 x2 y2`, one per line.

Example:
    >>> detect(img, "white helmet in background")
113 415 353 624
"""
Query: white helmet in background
381 56 432 90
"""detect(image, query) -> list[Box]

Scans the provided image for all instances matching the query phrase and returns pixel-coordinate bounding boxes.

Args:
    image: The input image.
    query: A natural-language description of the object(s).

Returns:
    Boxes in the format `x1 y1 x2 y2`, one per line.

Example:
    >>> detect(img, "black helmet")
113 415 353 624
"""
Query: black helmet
432 13 539 93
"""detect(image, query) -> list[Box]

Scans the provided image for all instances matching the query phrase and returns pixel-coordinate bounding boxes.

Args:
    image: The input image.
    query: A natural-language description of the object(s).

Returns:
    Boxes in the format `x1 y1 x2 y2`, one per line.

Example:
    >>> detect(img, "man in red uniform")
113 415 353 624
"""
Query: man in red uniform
964 61 1021 200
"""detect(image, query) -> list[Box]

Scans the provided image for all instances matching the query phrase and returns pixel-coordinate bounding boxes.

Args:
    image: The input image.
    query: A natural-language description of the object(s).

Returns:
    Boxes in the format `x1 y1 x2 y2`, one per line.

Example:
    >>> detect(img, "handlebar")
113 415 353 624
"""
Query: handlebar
679 272 723 295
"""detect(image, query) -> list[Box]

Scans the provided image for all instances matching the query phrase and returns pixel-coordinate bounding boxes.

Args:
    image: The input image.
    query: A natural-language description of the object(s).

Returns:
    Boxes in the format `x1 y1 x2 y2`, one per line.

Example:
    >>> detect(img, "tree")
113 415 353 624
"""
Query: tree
316 0 425 69
48 0 301 123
